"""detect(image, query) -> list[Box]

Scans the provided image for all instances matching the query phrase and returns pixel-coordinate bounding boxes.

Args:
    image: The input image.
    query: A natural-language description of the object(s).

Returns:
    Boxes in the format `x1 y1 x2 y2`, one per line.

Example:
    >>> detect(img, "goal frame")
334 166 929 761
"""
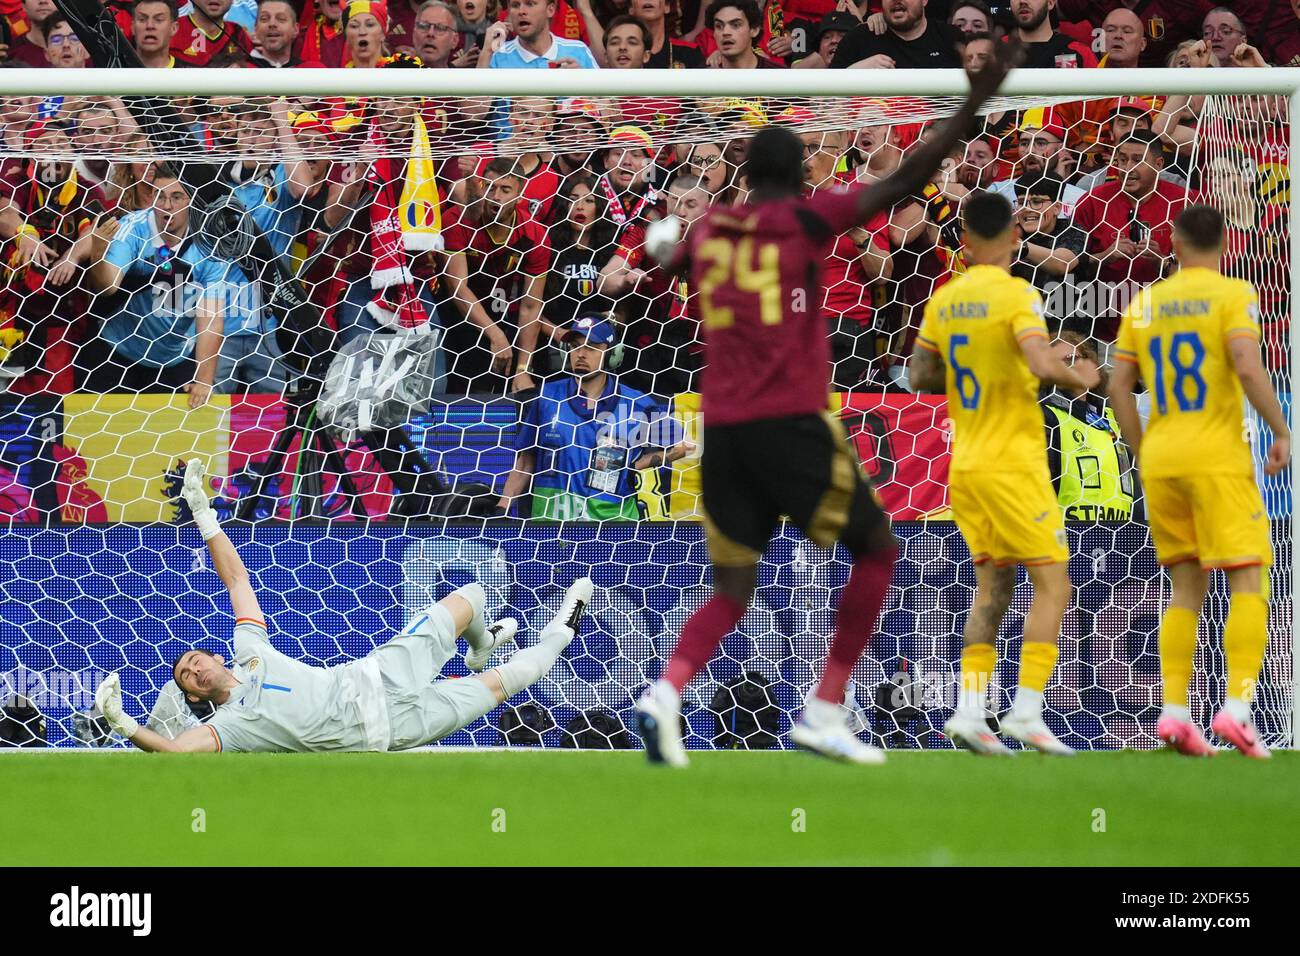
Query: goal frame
2 65 1298 747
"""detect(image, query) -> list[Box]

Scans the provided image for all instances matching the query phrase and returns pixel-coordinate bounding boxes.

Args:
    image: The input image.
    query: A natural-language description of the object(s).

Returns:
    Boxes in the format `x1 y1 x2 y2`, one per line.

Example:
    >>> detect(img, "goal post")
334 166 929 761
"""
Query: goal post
0 67 1295 751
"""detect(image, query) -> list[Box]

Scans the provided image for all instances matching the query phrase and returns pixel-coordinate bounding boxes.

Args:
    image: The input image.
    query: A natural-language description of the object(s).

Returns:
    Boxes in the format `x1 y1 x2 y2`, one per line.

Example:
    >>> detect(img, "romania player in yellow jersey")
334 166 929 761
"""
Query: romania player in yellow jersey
910 192 1097 756
1109 205 1289 759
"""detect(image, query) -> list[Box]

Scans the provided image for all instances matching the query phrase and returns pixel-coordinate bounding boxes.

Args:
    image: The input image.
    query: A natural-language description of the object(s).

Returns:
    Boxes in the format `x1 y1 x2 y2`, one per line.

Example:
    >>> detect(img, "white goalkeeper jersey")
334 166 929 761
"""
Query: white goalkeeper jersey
206 619 391 753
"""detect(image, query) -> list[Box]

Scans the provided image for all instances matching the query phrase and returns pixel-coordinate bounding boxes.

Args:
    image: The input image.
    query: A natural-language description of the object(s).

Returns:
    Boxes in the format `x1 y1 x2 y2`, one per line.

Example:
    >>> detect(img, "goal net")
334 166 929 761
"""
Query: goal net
0 73 1293 752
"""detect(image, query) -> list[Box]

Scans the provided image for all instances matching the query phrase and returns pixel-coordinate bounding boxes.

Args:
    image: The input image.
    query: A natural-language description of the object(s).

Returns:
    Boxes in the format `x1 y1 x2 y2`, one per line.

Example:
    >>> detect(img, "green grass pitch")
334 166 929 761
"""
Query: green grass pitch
4 750 1297 866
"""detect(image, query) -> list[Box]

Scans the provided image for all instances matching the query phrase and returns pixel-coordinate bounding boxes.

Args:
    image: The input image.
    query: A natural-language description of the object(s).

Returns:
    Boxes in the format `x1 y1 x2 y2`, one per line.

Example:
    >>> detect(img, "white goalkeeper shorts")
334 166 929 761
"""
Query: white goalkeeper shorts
372 603 498 750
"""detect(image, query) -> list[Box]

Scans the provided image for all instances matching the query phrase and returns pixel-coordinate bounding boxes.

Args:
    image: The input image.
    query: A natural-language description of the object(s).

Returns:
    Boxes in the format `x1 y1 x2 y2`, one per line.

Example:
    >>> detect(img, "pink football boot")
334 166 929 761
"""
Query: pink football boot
1156 714 1216 757
1211 709 1271 759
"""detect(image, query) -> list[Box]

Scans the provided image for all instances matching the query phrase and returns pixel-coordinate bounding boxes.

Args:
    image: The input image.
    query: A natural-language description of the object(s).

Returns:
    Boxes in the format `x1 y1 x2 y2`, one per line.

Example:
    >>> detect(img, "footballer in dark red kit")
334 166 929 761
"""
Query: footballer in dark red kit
632 36 1023 770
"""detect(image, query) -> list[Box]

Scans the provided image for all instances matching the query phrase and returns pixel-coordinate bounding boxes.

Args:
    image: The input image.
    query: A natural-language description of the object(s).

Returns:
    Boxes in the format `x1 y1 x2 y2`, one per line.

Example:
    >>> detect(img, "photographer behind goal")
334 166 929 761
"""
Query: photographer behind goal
498 316 693 521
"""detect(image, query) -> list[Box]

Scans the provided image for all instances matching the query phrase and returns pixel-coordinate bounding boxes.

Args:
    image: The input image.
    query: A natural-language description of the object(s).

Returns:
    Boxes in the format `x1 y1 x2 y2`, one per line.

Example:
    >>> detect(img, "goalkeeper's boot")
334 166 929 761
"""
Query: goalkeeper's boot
636 683 688 768
465 618 518 673
791 699 886 765
999 712 1076 756
943 710 1014 756
1156 713 1215 757
1211 707 1271 759
546 576 593 644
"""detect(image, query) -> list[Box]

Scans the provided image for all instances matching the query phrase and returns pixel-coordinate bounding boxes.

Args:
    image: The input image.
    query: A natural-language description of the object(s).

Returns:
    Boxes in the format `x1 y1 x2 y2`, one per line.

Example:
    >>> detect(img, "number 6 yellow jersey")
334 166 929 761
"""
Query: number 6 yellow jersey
1114 267 1260 480
916 265 1051 474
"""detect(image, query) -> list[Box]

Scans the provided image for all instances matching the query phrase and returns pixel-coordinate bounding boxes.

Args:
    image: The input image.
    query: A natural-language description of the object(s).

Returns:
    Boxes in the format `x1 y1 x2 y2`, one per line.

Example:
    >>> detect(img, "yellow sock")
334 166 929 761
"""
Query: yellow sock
1224 593 1268 704
1018 641 1060 694
1159 606 1199 708
959 642 996 713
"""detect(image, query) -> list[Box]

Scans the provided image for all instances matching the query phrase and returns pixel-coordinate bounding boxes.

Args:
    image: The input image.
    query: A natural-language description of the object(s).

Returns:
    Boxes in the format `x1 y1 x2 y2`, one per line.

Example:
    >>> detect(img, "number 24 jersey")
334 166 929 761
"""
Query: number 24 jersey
1114 267 1260 479
678 188 865 427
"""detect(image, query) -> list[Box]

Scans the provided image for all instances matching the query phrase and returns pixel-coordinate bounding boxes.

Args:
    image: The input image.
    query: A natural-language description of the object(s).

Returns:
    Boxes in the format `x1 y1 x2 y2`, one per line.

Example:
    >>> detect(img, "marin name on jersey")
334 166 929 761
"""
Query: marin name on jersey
1155 298 1211 319
938 300 991 319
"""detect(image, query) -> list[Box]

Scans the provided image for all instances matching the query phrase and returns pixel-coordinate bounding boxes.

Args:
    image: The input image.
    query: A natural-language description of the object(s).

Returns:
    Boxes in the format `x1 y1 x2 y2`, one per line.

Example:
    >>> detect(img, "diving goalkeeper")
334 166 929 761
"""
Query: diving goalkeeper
94 459 592 753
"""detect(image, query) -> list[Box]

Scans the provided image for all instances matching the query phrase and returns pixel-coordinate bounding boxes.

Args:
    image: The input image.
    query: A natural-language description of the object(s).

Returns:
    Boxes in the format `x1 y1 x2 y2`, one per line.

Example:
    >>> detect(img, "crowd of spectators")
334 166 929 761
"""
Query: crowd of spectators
0 0 1293 483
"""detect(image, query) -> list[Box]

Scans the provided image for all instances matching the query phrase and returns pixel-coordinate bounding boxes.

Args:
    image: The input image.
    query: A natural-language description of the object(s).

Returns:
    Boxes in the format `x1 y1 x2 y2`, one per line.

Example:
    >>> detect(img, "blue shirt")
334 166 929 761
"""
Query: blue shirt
489 35 599 69
101 209 228 367
233 163 301 261
489 36 599 138
178 0 256 31
514 375 676 504
206 260 266 338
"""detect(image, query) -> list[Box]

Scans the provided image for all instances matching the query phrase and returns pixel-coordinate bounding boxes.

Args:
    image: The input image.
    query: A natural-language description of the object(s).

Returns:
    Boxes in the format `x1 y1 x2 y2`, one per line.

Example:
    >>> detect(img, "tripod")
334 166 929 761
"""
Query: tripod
233 375 464 522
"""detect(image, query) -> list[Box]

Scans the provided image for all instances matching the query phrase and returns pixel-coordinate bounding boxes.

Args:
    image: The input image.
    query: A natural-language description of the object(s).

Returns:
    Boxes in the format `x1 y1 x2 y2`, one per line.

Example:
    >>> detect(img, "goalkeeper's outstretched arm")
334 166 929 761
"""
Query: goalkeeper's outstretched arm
182 458 264 624
94 673 219 753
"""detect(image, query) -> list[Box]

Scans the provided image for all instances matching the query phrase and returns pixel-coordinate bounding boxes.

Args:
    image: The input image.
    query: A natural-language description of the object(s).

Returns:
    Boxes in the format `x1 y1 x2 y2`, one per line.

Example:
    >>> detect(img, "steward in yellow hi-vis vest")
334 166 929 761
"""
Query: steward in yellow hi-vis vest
1040 333 1134 521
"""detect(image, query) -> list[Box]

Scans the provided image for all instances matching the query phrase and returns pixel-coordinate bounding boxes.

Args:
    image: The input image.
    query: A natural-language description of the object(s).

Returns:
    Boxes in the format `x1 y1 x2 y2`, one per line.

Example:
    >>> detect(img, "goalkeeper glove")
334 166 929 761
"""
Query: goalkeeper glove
182 457 221 541
94 673 140 739
644 215 682 266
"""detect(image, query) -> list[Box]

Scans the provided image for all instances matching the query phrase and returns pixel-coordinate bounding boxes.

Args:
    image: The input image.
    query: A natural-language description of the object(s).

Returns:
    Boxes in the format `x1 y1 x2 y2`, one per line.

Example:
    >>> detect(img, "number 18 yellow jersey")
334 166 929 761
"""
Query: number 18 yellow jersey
1114 267 1260 479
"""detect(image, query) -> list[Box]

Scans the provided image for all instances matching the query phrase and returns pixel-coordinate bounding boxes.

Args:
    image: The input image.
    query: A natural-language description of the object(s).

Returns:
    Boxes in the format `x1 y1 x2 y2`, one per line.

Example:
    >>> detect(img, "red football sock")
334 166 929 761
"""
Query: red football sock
814 546 897 705
664 593 747 692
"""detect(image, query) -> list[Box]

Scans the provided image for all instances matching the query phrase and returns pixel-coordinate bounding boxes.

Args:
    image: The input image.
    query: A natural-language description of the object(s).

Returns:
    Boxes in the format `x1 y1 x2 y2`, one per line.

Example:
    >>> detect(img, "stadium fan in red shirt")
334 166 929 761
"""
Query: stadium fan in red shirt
594 124 663 258
410 0 465 66
249 0 305 66
1071 129 1192 337
297 0 348 66
604 14 650 67
170 0 253 66
504 97 564 225
1207 147 1291 371
695 0 787 63
6 0 56 66
633 39 1020 768
0 123 109 394
442 157 551 394
341 0 390 66
36 13 89 66
1056 0 1204 67
704 0 785 67
632 0 704 67
547 98 607 181
802 125 893 390
131 0 183 66
602 173 712 396
1260 0 1300 66
1013 0 1096 68
602 17 685 130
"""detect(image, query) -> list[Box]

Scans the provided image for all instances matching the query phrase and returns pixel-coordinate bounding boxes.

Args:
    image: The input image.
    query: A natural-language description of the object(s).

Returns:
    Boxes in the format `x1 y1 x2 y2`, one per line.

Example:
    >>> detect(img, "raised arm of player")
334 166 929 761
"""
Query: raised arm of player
1020 335 1097 394
855 37 1022 226
181 458 264 625
1229 337 1292 476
